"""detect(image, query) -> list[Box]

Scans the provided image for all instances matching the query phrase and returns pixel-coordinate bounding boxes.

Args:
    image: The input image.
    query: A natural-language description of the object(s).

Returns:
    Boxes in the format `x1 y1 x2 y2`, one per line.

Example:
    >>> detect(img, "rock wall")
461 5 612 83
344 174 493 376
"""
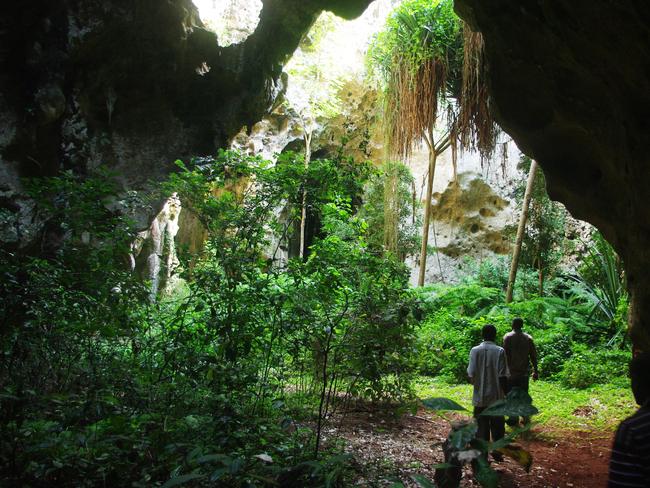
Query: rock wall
454 0 650 350
404 138 523 285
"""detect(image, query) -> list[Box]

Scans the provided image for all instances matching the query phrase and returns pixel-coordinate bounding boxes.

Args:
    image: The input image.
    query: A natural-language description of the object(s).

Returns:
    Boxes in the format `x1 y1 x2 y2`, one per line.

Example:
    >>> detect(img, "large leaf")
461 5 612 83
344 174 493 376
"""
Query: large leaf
196 454 231 465
162 473 204 488
422 397 467 411
411 474 437 488
473 456 498 488
449 421 478 450
479 388 538 418
490 423 532 451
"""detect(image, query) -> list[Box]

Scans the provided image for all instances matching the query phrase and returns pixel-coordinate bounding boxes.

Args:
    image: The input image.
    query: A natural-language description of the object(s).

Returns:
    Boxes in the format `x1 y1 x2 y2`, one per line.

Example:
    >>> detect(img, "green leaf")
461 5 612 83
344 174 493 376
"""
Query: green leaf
229 457 244 474
161 473 204 488
422 397 467 411
473 456 498 488
479 388 538 417
489 423 532 451
411 474 437 488
210 468 229 482
449 421 477 450
196 454 231 465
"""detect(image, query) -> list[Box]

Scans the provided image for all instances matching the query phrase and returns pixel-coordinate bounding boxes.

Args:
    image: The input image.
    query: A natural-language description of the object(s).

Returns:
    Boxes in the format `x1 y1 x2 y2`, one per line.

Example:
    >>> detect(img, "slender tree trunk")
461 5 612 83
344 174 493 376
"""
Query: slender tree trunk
412 180 417 225
418 144 437 287
506 159 538 303
299 132 312 260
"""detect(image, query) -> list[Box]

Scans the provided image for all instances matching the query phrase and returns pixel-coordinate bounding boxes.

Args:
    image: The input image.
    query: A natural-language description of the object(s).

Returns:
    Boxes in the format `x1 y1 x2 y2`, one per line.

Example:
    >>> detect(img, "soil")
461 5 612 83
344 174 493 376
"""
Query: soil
323 406 613 487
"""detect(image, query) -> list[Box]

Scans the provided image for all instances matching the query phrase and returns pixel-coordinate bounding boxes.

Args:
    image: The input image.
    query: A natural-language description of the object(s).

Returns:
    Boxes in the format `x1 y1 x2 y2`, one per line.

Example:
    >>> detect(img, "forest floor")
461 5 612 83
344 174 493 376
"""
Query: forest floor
323 379 636 487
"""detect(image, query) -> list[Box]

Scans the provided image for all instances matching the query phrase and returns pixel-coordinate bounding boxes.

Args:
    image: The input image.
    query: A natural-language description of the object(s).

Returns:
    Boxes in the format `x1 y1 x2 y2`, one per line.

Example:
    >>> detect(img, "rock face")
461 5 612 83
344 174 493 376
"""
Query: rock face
0 0 374 251
454 0 650 350
405 139 523 284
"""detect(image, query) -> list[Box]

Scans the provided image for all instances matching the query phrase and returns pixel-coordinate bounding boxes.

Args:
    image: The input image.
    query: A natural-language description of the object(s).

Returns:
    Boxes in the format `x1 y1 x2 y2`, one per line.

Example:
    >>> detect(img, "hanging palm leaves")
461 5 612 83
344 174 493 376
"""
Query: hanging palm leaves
367 0 497 285
368 0 463 158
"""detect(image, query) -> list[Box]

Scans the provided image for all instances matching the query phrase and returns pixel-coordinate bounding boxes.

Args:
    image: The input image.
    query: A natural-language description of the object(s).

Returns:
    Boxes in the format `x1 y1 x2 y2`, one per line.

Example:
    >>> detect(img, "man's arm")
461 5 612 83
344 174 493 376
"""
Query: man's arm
498 348 507 395
503 333 512 367
529 337 539 380
467 348 476 384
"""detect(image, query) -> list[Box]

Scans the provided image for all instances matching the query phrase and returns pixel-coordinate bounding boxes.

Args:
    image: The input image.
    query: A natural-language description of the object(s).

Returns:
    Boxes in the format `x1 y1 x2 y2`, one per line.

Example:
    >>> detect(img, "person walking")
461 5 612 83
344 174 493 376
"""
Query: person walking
608 352 650 487
468 324 507 456
503 317 538 426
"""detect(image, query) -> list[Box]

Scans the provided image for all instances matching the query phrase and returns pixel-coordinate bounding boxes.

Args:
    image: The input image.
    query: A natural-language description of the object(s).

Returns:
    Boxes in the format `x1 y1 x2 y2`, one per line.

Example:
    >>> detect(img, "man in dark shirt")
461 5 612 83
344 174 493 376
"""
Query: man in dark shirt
503 317 538 426
608 352 650 487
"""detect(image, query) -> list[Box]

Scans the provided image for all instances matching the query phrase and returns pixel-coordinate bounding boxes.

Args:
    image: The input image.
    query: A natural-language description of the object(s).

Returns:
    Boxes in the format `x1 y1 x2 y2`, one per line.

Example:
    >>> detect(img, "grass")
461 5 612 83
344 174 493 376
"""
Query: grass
415 376 637 433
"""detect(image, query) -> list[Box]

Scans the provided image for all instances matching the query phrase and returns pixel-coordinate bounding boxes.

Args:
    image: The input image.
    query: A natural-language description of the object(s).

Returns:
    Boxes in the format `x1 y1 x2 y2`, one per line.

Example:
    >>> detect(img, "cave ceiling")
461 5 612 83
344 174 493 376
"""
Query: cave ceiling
0 0 373 184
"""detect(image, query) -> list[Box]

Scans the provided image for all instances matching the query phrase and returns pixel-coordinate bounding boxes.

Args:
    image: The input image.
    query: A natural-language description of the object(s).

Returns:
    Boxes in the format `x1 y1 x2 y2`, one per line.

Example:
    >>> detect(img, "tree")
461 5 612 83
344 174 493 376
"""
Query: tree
360 161 420 261
284 12 345 259
505 159 538 303
368 0 496 286
506 156 568 301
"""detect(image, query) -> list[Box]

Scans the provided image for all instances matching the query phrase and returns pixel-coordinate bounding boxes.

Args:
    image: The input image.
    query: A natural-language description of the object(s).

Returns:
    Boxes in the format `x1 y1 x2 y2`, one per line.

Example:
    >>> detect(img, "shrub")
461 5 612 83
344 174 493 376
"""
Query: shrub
558 346 631 389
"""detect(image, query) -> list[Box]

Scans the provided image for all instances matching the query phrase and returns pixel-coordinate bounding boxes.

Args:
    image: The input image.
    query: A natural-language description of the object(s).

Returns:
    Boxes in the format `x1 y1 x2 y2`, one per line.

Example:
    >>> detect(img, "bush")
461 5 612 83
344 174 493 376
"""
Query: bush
536 331 573 378
414 271 631 387
558 346 631 389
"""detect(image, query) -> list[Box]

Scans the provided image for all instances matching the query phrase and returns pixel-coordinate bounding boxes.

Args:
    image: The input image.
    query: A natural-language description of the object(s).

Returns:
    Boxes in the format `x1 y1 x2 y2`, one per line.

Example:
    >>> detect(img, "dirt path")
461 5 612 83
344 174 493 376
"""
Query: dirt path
324 407 613 487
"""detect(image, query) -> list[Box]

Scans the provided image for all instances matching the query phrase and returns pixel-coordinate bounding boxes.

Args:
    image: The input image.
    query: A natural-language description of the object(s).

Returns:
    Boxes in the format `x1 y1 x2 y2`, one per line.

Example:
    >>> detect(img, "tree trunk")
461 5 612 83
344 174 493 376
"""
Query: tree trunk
506 159 538 303
418 148 437 287
299 132 312 260
537 249 544 296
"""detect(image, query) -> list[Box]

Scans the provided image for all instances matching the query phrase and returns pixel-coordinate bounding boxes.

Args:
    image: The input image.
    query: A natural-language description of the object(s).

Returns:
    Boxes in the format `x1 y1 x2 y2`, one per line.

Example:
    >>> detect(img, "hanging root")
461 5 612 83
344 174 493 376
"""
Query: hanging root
457 23 497 161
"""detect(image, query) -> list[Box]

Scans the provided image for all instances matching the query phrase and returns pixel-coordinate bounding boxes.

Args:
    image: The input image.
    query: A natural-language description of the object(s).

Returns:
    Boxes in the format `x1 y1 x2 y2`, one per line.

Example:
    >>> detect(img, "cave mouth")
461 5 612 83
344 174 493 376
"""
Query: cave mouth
192 0 263 46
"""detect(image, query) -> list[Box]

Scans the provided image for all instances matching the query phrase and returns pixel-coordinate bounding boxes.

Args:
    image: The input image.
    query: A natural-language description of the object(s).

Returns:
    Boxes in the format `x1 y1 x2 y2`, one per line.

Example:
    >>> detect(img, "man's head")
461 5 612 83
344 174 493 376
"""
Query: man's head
630 352 650 406
512 317 524 331
482 324 497 342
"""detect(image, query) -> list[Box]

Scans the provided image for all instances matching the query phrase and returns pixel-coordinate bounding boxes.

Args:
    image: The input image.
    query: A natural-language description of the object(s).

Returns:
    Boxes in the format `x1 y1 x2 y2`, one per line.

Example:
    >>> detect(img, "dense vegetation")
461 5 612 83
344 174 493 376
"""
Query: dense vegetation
0 150 424 487
0 145 630 487
415 256 630 389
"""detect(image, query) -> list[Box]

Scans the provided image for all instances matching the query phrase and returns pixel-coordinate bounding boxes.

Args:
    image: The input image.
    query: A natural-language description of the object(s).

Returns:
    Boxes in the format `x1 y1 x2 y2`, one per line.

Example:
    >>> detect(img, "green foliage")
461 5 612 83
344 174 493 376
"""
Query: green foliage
272 151 372 216
461 256 511 290
479 389 539 418
557 346 630 389
0 150 418 486
360 161 420 260
421 389 538 488
414 258 631 388
417 377 636 432
421 397 466 411
571 231 628 347
366 0 465 157
367 0 461 86
508 156 568 295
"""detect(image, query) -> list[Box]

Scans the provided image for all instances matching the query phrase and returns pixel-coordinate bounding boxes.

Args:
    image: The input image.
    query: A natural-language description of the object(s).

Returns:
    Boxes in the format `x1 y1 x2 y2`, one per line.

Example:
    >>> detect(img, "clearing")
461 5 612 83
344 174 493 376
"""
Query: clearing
322 378 636 487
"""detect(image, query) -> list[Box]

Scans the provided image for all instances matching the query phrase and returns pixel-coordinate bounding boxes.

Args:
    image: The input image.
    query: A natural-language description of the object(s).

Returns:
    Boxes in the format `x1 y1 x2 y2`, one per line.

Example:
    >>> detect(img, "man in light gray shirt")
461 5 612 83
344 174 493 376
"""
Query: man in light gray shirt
468 324 507 449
